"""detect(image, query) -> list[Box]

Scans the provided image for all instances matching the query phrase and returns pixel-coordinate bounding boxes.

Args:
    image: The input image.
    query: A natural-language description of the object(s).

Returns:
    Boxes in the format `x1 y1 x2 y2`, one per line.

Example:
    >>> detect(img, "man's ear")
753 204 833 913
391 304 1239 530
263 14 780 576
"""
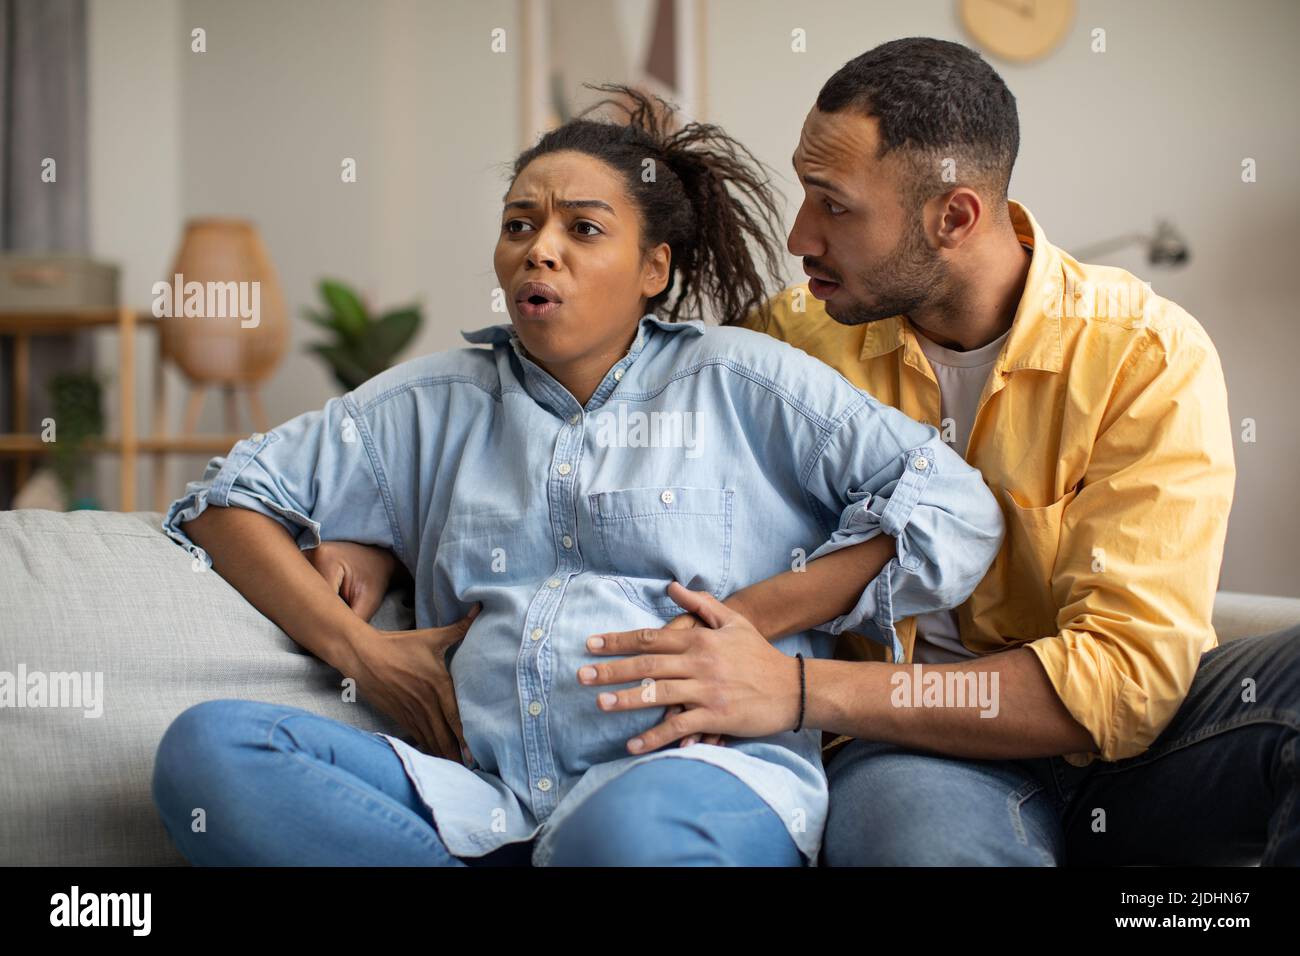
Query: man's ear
932 188 982 249
641 242 672 299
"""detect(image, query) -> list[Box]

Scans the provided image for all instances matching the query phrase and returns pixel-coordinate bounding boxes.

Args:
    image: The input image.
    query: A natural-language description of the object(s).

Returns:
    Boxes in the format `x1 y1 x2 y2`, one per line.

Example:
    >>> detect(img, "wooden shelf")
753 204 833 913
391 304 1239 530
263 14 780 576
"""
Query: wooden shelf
0 309 157 334
1 305 266 511
0 433 246 455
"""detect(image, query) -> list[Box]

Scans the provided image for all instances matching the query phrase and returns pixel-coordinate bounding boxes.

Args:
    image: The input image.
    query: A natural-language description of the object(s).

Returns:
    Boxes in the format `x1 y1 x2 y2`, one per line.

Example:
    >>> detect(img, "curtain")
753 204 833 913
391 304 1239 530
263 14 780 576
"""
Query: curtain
0 0 91 507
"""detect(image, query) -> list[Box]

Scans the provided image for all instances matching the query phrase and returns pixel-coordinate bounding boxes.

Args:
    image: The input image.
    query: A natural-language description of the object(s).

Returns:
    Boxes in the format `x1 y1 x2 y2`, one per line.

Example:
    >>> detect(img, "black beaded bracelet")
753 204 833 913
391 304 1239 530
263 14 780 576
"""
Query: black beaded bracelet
793 652 807 732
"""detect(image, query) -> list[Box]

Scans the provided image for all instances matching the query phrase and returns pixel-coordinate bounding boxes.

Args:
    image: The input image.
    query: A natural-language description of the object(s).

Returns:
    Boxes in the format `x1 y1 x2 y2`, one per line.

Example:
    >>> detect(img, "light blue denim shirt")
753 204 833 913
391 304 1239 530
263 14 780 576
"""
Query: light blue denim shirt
162 313 1004 864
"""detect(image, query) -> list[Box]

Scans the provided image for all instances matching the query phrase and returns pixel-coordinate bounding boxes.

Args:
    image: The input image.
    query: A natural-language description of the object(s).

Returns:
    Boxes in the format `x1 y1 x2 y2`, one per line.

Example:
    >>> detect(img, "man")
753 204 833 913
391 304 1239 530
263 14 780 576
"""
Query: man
579 37 1299 865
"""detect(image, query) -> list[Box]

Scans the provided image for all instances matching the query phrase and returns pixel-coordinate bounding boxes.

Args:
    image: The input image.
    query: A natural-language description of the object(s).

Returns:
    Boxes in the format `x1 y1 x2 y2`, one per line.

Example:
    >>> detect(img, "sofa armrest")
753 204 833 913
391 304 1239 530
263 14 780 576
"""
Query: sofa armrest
1212 590 1300 643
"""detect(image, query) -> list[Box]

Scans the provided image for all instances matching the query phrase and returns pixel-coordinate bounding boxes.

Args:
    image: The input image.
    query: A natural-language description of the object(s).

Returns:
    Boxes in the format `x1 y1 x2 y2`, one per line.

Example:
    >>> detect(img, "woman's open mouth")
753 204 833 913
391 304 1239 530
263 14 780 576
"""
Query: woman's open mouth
515 281 563 319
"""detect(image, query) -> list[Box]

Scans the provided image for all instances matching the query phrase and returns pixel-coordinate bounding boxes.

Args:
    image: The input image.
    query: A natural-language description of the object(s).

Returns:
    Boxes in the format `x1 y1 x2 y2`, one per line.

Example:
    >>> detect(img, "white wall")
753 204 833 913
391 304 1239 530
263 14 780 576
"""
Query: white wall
86 0 1300 595
177 0 520 413
86 0 182 511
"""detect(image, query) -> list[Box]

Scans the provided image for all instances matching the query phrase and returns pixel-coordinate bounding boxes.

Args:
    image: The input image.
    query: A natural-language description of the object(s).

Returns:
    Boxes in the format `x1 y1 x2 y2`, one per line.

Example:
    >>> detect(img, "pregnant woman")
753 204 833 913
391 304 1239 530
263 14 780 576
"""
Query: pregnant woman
152 85 1004 867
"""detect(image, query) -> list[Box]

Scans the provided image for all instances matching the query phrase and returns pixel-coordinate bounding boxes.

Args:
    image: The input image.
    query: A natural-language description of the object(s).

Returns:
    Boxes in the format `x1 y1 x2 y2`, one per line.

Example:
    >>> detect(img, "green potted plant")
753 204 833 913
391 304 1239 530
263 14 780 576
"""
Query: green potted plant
303 279 423 391
47 370 105 510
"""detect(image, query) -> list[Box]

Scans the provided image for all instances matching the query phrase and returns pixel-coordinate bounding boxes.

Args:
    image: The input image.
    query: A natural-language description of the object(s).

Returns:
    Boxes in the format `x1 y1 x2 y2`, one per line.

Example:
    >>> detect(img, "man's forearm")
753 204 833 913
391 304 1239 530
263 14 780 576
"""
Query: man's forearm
707 534 1092 758
181 505 368 673
805 647 1098 760
724 535 897 641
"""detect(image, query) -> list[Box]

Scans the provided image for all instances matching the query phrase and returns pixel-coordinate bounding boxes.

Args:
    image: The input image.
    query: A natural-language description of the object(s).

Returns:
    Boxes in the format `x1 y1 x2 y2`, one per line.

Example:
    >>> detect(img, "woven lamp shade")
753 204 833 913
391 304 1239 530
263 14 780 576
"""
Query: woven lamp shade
159 219 288 385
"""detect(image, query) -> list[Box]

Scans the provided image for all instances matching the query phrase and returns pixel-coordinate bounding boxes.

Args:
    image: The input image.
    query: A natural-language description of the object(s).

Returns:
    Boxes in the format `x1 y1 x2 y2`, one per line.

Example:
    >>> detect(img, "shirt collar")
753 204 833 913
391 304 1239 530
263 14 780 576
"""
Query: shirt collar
460 312 706 414
858 200 1064 374
461 312 705 348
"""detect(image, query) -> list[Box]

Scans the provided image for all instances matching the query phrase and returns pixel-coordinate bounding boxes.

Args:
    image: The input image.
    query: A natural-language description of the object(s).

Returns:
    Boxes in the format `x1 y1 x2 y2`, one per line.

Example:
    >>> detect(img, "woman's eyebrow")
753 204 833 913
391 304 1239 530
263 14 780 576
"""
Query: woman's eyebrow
502 198 616 215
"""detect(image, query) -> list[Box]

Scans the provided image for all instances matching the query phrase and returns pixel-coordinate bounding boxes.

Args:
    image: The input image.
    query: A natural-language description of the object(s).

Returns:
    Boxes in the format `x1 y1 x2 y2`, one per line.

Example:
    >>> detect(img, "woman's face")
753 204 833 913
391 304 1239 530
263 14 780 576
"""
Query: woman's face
494 150 670 371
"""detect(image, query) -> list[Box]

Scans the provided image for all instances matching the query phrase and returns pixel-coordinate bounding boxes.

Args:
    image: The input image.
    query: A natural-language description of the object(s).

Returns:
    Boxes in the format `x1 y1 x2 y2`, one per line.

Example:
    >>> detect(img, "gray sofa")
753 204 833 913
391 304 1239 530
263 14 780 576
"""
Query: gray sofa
2 507 1299 865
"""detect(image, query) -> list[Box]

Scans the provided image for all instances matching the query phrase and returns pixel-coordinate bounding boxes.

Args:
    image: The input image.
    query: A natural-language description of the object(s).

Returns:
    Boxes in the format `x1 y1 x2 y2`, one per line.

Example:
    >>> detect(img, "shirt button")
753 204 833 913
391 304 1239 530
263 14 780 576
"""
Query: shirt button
568 413 580 425
561 535 573 549
557 462 571 476
913 456 929 471
537 777 552 792
613 368 624 381
530 628 543 641
528 700 542 716
249 432 264 442
546 578 561 589
660 489 674 505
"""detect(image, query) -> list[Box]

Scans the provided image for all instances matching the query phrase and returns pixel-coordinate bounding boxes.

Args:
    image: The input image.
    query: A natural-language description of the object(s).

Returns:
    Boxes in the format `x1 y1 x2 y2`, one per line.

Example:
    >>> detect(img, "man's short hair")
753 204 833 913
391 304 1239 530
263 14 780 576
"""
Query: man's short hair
816 37 1020 215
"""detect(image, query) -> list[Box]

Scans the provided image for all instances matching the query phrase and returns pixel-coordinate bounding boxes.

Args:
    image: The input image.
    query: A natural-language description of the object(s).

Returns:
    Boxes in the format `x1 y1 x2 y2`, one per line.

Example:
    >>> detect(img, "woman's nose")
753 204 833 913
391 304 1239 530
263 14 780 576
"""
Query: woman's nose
526 238 560 270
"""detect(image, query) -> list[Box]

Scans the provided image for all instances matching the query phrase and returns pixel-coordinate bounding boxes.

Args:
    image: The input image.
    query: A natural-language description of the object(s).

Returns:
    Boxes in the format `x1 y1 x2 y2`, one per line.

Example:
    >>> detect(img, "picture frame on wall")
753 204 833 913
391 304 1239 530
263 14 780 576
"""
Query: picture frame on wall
517 0 708 148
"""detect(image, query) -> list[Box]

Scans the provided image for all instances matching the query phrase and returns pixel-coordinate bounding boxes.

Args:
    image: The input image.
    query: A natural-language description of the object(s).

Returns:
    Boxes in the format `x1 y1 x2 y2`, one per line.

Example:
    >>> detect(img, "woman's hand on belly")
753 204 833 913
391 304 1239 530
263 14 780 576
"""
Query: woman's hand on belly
342 605 481 764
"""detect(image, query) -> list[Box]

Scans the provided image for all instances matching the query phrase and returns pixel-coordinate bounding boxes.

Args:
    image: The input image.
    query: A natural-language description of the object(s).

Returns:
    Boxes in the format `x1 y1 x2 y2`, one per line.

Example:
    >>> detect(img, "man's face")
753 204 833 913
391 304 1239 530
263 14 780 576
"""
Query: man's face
788 107 947 325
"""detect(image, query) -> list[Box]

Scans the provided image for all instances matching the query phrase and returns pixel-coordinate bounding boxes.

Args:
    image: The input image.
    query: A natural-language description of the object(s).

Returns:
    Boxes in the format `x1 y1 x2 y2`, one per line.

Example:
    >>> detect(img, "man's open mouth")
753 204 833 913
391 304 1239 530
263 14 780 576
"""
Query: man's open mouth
806 275 841 299
803 264 841 300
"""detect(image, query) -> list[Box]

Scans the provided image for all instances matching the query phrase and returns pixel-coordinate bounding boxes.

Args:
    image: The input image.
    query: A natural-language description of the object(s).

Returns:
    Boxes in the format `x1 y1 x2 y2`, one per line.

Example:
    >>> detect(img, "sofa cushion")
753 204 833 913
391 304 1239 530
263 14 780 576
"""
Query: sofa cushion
0 508 411 865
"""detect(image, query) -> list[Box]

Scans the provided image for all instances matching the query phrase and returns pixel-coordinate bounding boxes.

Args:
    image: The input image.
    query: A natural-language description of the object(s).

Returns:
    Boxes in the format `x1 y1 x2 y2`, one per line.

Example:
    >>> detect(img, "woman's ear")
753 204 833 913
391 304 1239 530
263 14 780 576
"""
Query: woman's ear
641 242 672 300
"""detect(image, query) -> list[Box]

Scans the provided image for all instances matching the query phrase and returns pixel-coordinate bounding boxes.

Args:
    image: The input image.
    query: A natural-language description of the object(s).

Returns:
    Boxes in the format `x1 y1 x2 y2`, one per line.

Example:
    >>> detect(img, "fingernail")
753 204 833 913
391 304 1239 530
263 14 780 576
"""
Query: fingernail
588 636 604 650
579 666 596 682
599 692 617 708
629 738 644 752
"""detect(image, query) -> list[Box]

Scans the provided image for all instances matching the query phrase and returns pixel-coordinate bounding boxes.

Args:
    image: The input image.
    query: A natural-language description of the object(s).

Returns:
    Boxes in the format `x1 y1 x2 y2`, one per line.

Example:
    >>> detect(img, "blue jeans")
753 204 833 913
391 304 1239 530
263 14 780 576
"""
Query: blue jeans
823 625 1300 865
151 699 802 866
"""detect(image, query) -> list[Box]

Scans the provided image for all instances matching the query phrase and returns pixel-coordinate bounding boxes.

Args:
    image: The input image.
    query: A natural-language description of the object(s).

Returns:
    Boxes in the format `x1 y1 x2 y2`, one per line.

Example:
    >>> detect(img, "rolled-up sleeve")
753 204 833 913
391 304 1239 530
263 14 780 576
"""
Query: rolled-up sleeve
802 396 1005 662
161 392 402 569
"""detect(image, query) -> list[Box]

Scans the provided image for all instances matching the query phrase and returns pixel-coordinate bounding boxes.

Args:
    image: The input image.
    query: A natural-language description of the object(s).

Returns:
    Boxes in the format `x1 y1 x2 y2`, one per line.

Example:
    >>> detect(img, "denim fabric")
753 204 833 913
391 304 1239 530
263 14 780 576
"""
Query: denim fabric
152 699 802 866
823 625 1300 865
161 313 1004 864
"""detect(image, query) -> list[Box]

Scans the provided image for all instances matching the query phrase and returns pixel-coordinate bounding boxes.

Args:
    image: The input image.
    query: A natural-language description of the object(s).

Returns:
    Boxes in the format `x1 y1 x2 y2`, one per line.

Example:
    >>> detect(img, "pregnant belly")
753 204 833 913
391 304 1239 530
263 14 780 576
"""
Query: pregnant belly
447 590 680 778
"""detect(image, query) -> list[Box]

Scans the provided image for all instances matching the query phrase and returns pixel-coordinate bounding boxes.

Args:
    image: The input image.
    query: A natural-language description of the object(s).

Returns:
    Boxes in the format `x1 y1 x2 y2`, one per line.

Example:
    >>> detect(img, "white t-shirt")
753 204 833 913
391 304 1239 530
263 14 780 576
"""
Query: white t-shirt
909 323 1011 663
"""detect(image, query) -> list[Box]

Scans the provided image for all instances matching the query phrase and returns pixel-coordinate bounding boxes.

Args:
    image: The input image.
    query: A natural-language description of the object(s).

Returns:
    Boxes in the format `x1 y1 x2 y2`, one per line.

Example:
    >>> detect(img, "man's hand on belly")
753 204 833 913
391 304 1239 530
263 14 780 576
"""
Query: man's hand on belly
578 582 803 754
658 611 727 750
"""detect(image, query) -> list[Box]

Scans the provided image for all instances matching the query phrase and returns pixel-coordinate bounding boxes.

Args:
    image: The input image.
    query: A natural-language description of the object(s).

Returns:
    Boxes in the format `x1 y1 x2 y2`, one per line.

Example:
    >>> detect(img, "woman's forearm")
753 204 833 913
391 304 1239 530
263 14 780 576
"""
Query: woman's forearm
181 505 368 673
725 534 897 641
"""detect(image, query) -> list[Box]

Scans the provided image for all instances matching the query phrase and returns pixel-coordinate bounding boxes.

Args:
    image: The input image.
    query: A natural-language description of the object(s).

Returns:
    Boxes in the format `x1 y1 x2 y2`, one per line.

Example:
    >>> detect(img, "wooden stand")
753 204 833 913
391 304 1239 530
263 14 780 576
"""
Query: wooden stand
0 307 261 512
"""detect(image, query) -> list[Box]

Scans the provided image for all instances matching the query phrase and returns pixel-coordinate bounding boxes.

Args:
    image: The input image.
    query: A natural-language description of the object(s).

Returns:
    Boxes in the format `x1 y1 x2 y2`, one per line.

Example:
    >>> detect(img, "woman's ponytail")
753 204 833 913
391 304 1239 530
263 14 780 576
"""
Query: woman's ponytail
658 124 786 325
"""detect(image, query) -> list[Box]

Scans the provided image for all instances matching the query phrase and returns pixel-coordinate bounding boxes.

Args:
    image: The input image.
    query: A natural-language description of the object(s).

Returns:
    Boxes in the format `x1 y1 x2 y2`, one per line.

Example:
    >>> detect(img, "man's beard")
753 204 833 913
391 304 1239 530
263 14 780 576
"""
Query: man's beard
827 217 948 326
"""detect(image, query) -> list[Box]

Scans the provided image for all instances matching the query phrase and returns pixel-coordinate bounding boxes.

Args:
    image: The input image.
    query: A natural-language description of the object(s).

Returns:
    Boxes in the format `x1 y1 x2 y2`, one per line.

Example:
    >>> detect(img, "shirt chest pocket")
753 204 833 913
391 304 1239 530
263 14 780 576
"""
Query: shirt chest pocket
988 486 1078 639
589 486 735 615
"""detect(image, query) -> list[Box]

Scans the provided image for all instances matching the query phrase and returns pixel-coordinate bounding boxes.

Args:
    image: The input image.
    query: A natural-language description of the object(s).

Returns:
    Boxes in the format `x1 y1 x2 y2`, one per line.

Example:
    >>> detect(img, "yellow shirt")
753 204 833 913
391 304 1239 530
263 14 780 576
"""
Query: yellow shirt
742 201 1235 766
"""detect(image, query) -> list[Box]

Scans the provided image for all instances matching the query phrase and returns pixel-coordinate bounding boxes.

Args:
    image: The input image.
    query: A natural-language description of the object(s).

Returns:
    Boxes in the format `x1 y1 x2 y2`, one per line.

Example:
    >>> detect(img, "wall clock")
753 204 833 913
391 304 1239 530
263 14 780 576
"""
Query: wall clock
958 0 1075 63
